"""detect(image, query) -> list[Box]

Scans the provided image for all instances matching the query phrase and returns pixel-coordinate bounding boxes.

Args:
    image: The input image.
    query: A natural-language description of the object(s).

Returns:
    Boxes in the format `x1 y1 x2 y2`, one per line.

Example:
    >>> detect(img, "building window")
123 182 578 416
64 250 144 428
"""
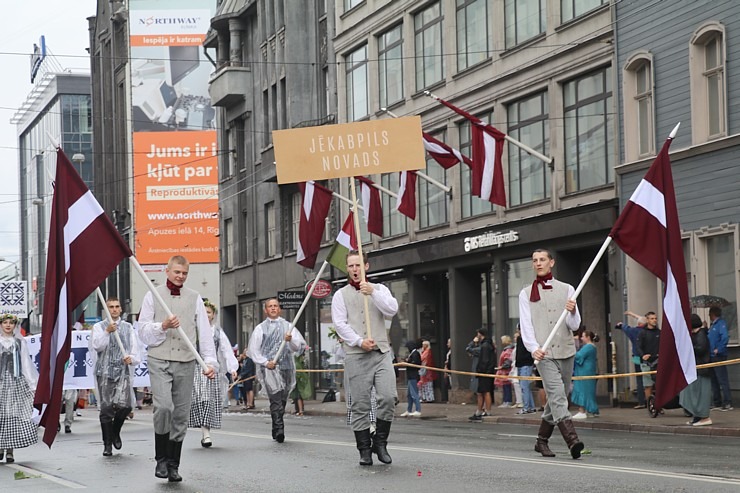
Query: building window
414 2 444 91
378 25 404 108
459 113 495 218
419 134 448 228
623 54 655 160
457 0 490 70
262 89 270 147
265 201 276 258
346 45 368 121
507 91 549 206
563 66 614 193
223 217 233 269
290 192 301 252
240 209 249 264
271 84 278 132
561 0 606 23
381 173 408 237
690 25 726 143
505 0 545 49
280 78 287 129
703 233 738 342
344 0 362 12
506 258 532 332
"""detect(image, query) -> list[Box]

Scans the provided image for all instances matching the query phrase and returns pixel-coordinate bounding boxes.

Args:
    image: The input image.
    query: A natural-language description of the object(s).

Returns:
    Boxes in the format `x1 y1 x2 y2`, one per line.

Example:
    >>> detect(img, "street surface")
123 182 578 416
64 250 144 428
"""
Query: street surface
2 406 739 492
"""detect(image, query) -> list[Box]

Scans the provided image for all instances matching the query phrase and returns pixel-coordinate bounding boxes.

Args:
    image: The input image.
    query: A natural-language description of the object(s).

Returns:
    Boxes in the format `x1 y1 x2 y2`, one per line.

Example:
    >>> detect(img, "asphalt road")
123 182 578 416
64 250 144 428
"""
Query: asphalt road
3 408 739 492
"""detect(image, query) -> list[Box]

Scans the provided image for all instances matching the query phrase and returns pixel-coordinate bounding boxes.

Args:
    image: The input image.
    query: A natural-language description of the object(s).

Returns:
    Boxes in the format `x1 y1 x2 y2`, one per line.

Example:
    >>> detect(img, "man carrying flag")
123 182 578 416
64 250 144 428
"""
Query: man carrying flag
34 149 133 447
609 125 696 410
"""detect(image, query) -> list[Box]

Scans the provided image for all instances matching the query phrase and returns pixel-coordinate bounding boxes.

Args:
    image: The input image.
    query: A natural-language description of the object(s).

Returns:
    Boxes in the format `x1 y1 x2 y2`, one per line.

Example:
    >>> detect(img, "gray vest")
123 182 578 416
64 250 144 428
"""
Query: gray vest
340 284 390 355
526 279 576 360
146 285 200 362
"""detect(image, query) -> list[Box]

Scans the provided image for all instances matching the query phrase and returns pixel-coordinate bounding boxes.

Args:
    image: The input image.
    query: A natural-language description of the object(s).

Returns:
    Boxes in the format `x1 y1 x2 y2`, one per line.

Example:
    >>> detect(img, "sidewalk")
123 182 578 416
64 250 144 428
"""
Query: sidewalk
235 398 740 438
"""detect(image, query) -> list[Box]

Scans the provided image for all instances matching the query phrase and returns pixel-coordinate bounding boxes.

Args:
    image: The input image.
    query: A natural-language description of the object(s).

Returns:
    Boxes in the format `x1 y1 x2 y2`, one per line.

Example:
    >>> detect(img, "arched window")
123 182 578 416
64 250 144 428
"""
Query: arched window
690 23 727 143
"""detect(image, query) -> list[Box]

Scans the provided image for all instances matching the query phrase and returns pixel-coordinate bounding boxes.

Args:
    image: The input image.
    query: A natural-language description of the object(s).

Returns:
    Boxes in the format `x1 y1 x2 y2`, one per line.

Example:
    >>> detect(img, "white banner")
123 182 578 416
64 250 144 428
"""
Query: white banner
0 280 28 318
25 330 151 390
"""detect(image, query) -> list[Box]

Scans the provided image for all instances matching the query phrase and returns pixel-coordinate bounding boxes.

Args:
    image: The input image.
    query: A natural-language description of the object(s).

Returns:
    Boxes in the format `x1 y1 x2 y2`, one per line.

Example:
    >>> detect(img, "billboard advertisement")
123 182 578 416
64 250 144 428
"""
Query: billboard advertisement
129 1 218 264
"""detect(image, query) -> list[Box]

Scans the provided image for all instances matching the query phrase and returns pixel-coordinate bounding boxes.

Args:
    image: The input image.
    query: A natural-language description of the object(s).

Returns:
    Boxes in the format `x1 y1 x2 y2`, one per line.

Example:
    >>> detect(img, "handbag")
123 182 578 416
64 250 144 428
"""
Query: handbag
419 367 427 376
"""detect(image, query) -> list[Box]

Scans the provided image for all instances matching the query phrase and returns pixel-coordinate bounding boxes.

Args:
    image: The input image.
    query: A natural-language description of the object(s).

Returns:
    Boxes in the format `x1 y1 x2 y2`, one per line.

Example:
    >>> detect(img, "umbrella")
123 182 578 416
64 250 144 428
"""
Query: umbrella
690 295 731 309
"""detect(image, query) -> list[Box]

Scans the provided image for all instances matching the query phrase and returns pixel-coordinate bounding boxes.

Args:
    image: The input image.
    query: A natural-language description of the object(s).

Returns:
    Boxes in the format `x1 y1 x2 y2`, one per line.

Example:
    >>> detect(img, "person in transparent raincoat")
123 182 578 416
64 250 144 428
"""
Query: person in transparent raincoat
188 299 238 448
247 298 305 444
0 313 38 464
90 298 141 456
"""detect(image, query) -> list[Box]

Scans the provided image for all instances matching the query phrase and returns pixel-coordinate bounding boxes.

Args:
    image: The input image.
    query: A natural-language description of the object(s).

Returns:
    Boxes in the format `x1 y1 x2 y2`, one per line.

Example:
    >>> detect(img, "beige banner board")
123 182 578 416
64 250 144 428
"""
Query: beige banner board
274 116 425 184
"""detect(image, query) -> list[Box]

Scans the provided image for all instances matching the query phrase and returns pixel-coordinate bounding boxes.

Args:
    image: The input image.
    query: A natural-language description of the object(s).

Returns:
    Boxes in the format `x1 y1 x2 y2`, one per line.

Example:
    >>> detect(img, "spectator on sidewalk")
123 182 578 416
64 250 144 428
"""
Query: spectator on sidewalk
511 332 523 409
291 345 311 416
465 333 481 393
708 307 733 411
239 348 256 410
680 314 712 426
637 312 660 404
571 330 600 419
615 311 647 409
469 329 495 421
400 340 422 417
515 327 536 414
495 335 515 408
419 340 437 403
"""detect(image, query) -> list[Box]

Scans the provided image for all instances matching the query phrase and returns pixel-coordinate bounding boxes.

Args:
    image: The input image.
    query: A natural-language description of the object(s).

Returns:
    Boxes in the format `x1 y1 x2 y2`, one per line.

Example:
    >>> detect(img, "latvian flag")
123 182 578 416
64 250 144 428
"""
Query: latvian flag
34 149 132 447
326 212 358 274
356 176 383 236
609 134 696 409
396 171 417 220
423 132 473 169
296 181 333 269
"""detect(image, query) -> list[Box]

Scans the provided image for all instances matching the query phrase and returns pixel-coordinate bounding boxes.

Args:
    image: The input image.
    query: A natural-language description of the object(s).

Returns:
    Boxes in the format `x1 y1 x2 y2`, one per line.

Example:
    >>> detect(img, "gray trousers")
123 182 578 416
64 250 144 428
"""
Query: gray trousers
148 357 196 442
63 389 77 427
345 350 396 431
538 356 574 424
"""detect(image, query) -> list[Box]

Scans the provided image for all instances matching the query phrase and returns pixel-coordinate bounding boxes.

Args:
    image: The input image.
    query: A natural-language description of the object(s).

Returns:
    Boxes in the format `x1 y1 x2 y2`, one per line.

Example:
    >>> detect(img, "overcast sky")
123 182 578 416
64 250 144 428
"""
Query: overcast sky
0 1 96 271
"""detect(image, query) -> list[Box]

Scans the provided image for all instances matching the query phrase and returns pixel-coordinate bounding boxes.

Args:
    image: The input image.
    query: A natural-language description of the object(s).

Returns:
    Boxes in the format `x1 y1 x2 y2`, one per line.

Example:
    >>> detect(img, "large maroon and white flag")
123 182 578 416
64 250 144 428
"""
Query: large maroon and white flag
356 176 383 236
34 149 132 447
609 136 696 409
296 181 333 268
422 132 473 169
434 97 506 207
395 171 417 220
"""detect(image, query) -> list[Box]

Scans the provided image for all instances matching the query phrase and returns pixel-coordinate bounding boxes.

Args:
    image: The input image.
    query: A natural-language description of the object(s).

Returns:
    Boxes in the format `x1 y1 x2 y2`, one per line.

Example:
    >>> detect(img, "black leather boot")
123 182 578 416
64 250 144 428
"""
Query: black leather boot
154 433 169 478
534 419 556 457
167 440 183 482
354 429 373 466
111 407 130 450
557 419 585 459
101 422 113 456
372 419 392 464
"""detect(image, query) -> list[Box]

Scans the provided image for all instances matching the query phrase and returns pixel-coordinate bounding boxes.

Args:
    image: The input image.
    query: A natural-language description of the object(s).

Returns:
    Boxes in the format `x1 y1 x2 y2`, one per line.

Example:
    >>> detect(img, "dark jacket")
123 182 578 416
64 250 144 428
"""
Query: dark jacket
637 327 660 364
476 338 496 374
406 348 422 381
692 328 711 378
515 335 534 367
239 356 255 380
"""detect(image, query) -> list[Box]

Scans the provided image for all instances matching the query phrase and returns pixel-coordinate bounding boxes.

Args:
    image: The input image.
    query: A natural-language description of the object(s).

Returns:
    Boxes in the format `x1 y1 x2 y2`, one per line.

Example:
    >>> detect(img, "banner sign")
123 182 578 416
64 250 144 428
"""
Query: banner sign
278 291 305 310
129 1 218 264
0 281 28 318
273 116 426 184
25 330 150 390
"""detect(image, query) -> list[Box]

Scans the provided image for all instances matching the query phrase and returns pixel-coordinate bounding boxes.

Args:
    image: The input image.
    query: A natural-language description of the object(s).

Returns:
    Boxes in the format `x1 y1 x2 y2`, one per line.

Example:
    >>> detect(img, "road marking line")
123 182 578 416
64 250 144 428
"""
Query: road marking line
213 429 740 486
6 464 86 489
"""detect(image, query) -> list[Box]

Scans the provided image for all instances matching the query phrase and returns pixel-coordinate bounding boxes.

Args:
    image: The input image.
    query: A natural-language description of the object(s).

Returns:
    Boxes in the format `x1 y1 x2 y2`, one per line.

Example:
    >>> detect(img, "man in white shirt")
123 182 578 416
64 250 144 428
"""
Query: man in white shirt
248 298 305 444
331 250 399 466
138 255 216 482
519 249 584 459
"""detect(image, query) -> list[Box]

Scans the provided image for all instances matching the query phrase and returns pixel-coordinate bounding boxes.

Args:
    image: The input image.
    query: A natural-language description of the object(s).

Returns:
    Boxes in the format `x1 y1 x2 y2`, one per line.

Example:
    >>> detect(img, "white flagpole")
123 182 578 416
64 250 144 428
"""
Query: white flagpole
95 287 126 355
331 190 364 211
368 180 398 199
381 108 452 193
128 256 209 371
271 260 329 363
349 178 373 340
423 91 553 166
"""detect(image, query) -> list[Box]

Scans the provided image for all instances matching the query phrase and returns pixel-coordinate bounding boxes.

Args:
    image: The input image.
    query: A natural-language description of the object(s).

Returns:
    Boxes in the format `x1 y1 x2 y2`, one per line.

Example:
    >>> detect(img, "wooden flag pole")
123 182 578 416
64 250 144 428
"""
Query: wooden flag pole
129 256 209 371
349 177 373 340
95 287 126 355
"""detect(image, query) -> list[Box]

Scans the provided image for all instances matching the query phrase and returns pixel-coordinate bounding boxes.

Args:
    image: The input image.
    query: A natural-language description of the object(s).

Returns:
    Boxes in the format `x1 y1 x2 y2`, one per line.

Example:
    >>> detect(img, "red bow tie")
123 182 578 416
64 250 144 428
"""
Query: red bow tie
529 273 553 302
166 279 182 296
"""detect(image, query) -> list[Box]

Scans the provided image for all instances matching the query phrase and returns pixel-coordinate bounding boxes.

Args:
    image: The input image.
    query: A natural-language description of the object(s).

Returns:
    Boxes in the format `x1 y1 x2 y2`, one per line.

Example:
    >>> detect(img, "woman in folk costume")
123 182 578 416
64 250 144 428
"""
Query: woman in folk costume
188 299 238 448
0 314 39 463
90 298 141 456
418 340 437 402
